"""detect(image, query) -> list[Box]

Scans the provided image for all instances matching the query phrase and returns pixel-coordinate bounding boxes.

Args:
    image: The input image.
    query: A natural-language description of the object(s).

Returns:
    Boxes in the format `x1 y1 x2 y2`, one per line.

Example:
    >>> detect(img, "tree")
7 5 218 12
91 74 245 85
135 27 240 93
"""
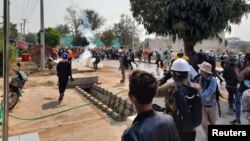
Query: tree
72 33 89 47
10 23 18 40
55 24 70 37
84 9 105 31
65 7 105 35
130 0 250 55
37 27 60 47
113 14 140 48
238 41 250 52
0 40 17 76
0 22 18 40
100 29 116 47
25 33 37 44
65 7 81 36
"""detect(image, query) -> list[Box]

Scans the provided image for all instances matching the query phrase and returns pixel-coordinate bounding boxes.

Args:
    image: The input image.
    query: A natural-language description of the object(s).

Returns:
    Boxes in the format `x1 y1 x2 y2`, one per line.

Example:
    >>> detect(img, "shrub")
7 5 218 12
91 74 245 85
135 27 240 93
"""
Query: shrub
0 40 17 77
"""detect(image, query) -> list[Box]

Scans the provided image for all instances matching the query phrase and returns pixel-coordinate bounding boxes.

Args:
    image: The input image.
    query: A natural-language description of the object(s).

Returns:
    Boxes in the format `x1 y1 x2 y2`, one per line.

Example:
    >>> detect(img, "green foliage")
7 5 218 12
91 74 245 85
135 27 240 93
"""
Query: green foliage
37 27 60 47
25 33 37 44
65 7 82 36
72 33 89 47
0 40 17 76
10 23 18 40
55 24 70 37
101 29 116 47
0 22 18 40
65 7 105 36
238 41 250 52
113 14 140 47
19 48 29 55
130 0 250 54
84 9 105 31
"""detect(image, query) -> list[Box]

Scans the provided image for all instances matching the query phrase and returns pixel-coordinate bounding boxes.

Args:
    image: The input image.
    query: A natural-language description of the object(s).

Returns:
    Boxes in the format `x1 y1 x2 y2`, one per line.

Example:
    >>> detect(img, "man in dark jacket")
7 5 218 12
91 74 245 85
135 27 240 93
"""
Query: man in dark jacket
56 52 74 102
222 57 240 113
121 70 180 141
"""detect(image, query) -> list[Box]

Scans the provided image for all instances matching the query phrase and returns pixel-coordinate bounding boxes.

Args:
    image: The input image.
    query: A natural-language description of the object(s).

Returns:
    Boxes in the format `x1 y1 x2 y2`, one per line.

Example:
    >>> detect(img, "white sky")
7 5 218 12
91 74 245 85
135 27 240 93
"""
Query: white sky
0 0 250 41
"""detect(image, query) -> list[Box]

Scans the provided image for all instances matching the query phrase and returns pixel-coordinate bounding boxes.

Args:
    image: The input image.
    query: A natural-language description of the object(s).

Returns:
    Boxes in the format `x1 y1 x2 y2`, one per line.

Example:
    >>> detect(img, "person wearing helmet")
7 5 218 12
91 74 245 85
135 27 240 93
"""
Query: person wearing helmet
56 52 74 102
157 58 201 141
158 58 198 86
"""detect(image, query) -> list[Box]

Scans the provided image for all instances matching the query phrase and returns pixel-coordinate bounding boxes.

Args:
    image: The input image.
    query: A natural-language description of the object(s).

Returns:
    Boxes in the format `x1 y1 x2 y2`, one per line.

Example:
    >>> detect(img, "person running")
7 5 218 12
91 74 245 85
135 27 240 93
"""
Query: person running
92 50 101 70
122 70 180 141
126 49 138 70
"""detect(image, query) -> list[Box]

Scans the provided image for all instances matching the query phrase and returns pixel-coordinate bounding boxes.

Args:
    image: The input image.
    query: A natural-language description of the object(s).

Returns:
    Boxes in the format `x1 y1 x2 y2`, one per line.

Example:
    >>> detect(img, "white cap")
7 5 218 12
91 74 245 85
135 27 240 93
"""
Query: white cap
118 49 123 53
171 58 190 72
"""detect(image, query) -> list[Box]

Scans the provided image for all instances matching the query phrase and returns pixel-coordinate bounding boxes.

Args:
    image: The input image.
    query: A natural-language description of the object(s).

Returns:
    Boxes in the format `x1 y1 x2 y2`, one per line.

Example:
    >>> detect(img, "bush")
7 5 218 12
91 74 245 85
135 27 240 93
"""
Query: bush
0 40 17 77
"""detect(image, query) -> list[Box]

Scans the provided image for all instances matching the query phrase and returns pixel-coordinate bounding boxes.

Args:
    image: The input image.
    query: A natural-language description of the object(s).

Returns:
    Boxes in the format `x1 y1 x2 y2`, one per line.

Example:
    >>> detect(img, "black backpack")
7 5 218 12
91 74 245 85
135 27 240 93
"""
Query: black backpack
167 84 202 130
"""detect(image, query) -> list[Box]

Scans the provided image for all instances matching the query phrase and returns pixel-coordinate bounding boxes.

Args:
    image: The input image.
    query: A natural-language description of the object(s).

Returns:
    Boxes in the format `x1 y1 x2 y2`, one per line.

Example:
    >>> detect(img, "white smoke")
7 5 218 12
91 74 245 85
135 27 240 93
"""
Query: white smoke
79 11 96 49
73 11 103 68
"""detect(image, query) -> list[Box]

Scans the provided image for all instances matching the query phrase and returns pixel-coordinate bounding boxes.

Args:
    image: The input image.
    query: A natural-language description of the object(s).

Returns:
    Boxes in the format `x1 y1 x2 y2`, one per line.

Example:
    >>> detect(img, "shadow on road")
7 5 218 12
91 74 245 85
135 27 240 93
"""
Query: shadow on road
42 101 62 110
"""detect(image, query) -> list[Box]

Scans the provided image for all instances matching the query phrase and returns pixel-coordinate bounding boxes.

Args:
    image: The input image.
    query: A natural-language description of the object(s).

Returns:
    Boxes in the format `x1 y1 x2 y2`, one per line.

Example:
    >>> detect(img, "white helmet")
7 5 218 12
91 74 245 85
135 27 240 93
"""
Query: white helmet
171 58 190 72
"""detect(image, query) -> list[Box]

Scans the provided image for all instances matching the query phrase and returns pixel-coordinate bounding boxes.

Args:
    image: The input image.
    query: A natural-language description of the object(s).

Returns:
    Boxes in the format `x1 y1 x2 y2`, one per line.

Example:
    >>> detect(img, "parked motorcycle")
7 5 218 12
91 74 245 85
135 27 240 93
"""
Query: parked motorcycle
1 63 28 110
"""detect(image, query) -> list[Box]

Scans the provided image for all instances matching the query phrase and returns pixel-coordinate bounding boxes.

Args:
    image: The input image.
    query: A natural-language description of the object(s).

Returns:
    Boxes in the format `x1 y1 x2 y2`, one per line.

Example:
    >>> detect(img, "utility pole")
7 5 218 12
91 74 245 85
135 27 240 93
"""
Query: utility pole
40 0 45 70
21 19 27 41
3 0 10 140
19 23 23 40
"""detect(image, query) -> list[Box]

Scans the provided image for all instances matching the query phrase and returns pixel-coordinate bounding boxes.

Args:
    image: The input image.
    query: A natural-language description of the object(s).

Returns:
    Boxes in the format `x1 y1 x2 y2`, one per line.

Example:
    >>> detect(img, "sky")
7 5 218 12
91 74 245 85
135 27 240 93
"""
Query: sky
0 0 250 41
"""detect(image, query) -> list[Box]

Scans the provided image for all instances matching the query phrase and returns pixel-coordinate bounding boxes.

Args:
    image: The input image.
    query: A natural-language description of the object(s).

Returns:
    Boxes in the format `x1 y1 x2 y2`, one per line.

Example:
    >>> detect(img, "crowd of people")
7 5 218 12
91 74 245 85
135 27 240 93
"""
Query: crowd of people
52 46 250 140
120 48 250 141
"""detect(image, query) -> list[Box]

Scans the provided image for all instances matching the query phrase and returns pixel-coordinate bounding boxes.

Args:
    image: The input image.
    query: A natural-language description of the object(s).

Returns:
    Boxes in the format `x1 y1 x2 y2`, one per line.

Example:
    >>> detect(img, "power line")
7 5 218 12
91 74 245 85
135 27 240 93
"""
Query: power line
27 0 39 19
20 0 27 19
20 0 34 19
23 0 32 18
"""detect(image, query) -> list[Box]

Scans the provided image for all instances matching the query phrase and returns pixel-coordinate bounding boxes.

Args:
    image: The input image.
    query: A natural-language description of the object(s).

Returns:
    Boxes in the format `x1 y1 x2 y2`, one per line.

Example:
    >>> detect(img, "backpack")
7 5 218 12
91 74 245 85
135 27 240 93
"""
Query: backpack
165 83 202 130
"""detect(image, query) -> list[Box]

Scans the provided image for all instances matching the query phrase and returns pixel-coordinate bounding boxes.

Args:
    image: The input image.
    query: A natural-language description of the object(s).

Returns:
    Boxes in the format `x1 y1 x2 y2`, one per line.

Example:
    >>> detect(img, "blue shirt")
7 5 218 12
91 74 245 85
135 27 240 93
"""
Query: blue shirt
199 75 217 106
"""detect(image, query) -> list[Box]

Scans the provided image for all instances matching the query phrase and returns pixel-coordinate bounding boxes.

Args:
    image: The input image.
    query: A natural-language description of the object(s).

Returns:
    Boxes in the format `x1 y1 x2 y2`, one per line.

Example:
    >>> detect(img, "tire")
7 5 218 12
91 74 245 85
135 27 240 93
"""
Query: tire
1 90 19 110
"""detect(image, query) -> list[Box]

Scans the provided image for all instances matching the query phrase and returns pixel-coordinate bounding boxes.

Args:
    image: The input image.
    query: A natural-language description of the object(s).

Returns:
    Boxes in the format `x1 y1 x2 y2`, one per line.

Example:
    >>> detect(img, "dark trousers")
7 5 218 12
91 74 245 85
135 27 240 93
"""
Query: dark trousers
179 131 196 141
59 77 68 95
226 86 237 109
93 59 100 69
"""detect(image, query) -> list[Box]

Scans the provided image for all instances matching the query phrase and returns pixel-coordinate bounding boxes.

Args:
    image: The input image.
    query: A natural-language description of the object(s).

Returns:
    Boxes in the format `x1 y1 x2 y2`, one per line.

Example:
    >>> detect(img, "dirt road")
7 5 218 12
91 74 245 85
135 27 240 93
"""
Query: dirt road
0 61 131 141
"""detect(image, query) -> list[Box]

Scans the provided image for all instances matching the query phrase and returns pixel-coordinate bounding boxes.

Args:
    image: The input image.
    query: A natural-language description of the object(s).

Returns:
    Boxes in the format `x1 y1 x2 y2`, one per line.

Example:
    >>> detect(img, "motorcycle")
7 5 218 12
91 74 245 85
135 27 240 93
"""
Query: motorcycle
1 63 28 110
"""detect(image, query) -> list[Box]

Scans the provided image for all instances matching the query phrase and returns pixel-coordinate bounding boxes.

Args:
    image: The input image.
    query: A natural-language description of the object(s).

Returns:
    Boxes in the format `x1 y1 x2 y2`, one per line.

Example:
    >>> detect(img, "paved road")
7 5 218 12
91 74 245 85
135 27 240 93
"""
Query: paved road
101 60 249 141
101 60 164 79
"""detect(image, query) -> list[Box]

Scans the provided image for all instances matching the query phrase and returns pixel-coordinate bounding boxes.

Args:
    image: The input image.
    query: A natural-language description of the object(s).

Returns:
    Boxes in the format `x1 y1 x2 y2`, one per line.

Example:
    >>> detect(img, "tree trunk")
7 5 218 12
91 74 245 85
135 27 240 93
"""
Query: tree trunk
183 40 195 57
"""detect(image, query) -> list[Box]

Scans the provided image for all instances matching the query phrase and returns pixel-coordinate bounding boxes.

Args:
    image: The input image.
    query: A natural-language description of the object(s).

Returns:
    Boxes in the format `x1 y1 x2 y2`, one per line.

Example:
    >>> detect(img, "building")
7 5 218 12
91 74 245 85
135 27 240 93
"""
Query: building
147 33 226 54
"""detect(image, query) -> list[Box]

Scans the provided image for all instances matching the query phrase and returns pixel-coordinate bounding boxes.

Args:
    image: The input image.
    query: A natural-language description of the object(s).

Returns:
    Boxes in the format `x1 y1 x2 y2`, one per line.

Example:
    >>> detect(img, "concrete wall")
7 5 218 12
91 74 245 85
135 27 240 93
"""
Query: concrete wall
67 73 98 89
